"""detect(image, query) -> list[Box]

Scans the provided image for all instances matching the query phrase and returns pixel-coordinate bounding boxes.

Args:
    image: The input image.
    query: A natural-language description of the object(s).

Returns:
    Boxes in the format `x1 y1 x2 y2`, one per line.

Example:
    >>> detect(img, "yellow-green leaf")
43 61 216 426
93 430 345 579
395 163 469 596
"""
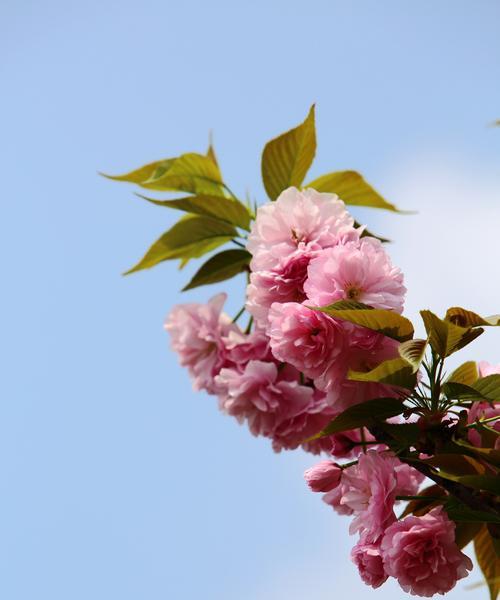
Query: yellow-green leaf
142 153 225 196
398 338 427 372
261 105 316 200
348 357 417 390
101 158 175 184
124 215 237 275
445 307 500 328
182 249 251 291
313 301 414 342
420 310 484 358
474 526 500 600
136 194 251 231
305 170 402 212
447 361 479 385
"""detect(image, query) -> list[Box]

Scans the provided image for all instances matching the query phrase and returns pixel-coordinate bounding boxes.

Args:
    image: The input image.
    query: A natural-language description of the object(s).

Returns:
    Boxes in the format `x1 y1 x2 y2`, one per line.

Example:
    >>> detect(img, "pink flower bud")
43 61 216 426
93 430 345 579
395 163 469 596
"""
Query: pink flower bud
304 460 342 492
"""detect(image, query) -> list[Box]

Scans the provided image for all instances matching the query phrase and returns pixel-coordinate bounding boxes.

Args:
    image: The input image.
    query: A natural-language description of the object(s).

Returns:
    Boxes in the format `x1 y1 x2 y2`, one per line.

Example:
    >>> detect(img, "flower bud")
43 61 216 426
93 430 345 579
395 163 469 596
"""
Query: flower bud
304 460 342 492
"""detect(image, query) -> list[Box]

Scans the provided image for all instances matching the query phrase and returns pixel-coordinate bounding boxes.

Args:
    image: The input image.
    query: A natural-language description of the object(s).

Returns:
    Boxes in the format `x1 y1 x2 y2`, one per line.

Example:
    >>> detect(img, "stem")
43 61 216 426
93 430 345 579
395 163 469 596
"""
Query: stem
465 415 500 429
232 306 245 323
231 239 246 248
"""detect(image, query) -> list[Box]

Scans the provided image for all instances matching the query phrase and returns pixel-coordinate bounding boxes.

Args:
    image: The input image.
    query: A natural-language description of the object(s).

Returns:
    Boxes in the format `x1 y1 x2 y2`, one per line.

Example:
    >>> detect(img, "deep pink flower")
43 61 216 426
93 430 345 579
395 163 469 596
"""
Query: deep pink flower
215 360 313 439
247 187 359 272
267 302 345 379
351 538 388 589
381 507 473 597
341 451 398 543
246 249 315 327
165 293 238 393
304 460 342 492
304 238 406 313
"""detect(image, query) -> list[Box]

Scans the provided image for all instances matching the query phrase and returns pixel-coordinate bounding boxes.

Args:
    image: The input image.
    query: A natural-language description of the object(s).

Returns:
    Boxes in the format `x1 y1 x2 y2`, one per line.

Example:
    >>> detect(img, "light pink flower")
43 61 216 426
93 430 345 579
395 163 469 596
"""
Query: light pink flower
341 451 398 543
478 360 500 377
381 507 473 597
318 331 401 407
215 360 313 439
304 460 342 492
270 387 337 453
165 293 237 393
304 238 406 313
246 249 315 327
247 187 359 272
351 538 388 589
223 328 272 364
323 481 354 516
267 302 345 379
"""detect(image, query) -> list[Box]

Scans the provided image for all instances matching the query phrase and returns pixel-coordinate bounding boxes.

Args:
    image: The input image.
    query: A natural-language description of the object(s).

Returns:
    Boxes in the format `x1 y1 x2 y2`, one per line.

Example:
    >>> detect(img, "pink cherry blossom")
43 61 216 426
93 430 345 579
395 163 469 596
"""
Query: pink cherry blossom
304 238 406 313
478 360 500 377
394 463 425 498
351 538 388 589
267 302 345 379
340 451 398 543
215 360 314 439
223 328 272 364
467 400 500 447
318 331 401 408
270 387 337 453
165 293 238 393
246 248 315 327
323 481 353 516
381 507 473 597
247 187 359 272
304 460 342 492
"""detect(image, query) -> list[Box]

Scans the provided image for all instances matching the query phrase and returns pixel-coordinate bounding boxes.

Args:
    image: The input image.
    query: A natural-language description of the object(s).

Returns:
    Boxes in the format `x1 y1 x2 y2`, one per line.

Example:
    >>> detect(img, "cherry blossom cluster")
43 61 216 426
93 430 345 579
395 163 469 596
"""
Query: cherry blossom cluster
166 187 407 453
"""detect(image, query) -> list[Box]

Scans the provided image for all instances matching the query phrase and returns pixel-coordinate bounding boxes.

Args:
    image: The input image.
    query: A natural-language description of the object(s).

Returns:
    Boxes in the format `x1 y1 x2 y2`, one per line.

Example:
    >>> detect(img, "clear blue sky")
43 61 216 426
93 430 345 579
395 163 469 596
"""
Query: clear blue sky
1 1 499 599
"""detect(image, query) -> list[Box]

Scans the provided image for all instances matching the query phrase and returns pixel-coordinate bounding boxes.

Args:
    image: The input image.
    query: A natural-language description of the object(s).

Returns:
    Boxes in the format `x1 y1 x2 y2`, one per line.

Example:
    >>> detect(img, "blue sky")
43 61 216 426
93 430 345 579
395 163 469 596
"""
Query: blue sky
1 1 499 598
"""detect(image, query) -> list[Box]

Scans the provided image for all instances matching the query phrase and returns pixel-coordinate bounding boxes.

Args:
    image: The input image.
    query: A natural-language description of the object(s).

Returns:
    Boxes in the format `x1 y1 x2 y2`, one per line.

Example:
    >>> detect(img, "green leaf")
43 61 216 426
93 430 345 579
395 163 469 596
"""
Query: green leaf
447 504 500 525
136 194 251 231
475 526 500 600
378 422 421 446
420 310 484 358
445 307 500 328
422 453 485 476
437 471 500 495
141 153 225 196
307 397 405 440
349 357 417 390
261 105 316 200
475 375 500 402
398 338 427 372
124 215 237 275
455 522 483 550
101 158 175 184
182 249 251 291
447 361 479 385
444 374 500 403
453 438 500 468
305 170 402 212
312 301 414 342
